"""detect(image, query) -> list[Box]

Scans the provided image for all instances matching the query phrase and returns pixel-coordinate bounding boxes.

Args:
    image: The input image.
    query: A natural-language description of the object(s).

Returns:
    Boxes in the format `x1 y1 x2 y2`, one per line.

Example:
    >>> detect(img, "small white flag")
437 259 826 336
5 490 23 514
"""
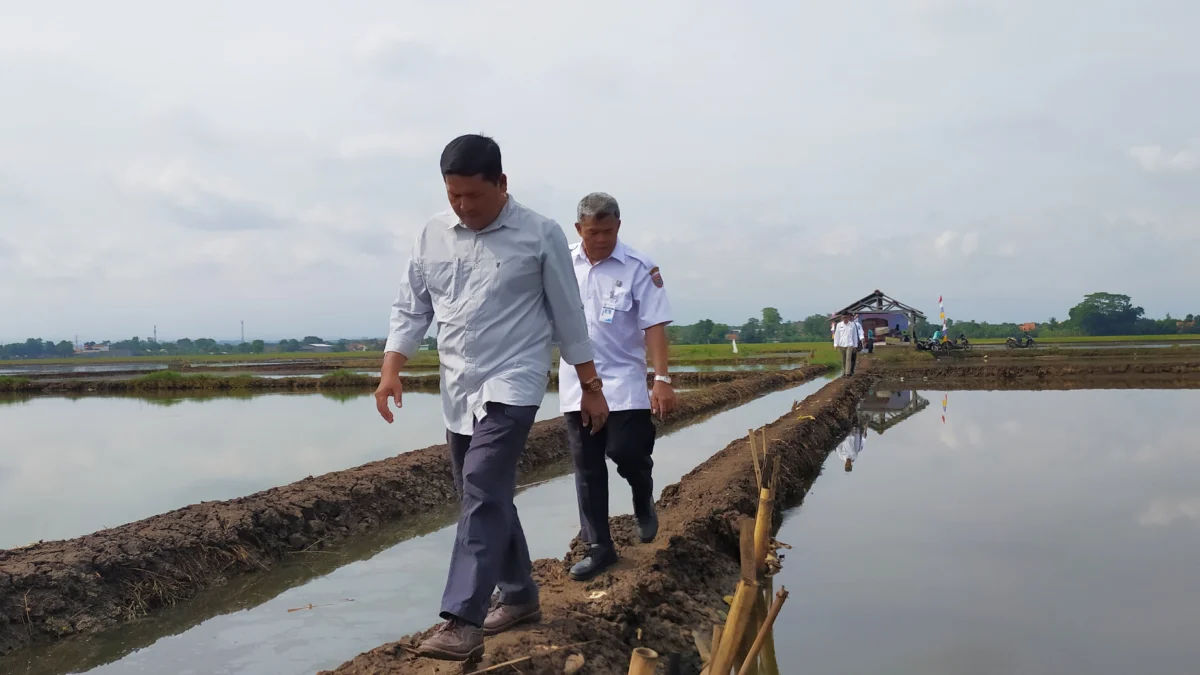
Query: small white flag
732 339 739 354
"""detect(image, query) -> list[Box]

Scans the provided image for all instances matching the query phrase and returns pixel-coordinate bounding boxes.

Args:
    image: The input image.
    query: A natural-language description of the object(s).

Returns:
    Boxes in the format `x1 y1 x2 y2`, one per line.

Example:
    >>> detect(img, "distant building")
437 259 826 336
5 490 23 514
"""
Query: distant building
834 290 927 343
725 329 741 341
346 342 370 352
299 343 334 353
1019 322 1038 332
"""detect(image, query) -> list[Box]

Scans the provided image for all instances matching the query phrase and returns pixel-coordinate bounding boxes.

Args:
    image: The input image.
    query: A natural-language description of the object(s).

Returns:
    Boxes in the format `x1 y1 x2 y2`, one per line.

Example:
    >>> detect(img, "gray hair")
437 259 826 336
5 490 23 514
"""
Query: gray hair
577 192 620 222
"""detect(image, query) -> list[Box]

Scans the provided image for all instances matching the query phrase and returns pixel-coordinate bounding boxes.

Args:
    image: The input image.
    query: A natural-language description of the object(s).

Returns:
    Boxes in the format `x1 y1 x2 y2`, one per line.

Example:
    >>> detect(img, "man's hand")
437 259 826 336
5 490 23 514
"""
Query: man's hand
374 375 404 423
650 381 677 419
580 390 610 434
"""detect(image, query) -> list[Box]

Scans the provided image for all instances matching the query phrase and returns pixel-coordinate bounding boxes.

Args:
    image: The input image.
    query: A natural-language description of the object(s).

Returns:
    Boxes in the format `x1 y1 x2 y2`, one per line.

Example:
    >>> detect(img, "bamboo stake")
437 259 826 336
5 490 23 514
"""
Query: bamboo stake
736 588 790 675
699 624 723 675
628 647 659 675
752 488 774 577
747 429 762 489
758 581 781 675
710 518 759 675
734 592 763 675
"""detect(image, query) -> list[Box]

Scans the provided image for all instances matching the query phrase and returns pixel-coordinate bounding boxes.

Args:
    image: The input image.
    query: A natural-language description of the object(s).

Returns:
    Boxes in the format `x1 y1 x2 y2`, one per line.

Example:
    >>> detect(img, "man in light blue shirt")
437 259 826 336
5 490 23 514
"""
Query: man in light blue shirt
375 135 610 662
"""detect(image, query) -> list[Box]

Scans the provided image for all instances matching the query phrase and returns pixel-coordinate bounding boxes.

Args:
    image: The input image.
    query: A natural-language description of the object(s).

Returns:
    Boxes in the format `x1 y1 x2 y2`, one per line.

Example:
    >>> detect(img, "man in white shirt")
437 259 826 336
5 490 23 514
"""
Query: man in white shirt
375 135 610 661
559 192 675 581
833 314 861 376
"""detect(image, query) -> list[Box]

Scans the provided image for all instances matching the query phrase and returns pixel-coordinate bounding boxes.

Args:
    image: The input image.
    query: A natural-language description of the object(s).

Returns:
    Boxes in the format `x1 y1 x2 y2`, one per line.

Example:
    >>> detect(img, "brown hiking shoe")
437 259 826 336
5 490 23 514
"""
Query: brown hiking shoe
482 602 542 636
415 619 483 662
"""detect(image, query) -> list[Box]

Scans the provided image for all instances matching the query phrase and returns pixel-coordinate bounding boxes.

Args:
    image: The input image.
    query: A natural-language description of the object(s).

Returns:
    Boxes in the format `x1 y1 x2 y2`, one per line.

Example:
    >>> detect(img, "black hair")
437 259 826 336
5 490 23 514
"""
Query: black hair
440 134 503 184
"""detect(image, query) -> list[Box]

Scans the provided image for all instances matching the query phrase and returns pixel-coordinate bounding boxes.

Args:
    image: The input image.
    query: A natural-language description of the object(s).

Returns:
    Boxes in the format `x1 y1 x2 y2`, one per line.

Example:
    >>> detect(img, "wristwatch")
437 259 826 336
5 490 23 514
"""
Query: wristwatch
583 377 604 393
654 375 672 385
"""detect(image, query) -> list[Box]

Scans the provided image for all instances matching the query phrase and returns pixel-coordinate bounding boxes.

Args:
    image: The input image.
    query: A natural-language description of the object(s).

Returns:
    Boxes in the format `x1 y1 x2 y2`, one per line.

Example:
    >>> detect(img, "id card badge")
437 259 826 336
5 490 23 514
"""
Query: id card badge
599 305 616 323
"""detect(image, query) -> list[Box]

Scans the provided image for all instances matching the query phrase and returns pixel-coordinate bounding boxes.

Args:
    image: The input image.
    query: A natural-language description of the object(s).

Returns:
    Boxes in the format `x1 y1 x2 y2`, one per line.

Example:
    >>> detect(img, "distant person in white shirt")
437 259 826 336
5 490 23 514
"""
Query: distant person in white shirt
837 417 866 472
832 314 861 376
559 192 675 582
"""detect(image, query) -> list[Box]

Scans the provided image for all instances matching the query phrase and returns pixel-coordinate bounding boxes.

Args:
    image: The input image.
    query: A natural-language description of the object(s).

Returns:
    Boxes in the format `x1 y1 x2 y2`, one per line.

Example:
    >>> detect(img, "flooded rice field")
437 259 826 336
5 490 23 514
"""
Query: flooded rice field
774 387 1200 675
0 392 562 549
2 381 827 675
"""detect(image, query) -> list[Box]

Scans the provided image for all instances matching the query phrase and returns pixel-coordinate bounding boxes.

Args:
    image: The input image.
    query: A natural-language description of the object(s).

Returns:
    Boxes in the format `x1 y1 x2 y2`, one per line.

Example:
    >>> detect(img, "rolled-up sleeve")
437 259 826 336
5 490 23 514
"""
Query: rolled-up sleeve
384 233 435 358
541 224 594 365
632 259 673 330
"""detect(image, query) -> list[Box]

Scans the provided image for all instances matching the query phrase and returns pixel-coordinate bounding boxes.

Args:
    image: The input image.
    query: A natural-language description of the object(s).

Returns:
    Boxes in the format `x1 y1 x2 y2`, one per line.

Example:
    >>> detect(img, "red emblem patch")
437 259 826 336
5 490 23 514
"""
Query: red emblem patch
649 267 664 288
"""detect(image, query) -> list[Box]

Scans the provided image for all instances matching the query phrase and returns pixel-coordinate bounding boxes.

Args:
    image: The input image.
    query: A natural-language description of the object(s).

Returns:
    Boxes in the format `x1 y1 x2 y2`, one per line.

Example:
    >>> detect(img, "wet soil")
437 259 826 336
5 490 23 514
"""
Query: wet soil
0 367 826 658
322 375 872 675
875 355 1200 389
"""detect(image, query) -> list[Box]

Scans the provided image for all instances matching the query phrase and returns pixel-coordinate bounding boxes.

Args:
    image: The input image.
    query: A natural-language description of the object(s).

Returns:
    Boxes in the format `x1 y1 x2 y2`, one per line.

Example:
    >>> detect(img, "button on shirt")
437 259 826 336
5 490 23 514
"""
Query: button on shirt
559 241 673 413
833 321 860 348
385 197 594 435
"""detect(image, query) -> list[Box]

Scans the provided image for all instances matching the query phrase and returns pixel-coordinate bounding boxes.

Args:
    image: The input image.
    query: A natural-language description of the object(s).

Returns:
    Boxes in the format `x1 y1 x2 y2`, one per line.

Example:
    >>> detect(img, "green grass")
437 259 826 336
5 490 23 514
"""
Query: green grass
320 369 376 387
0 375 31 392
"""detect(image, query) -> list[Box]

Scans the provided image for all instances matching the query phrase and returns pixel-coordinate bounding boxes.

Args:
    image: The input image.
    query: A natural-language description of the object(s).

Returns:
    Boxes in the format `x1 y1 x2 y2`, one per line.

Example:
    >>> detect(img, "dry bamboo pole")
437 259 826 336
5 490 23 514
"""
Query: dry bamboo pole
628 647 659 675
709 518 759 675
734 589 764 675
757 580 781 675
752 487 774 577
747 429 762 489
698 624 724 675
736 588 790 675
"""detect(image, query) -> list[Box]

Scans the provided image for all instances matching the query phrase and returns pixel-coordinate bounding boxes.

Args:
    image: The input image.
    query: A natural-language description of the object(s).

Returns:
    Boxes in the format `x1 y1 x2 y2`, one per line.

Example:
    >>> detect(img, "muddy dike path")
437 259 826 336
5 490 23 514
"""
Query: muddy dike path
0 367 826 657
875 350 1200 389
324 373 871 674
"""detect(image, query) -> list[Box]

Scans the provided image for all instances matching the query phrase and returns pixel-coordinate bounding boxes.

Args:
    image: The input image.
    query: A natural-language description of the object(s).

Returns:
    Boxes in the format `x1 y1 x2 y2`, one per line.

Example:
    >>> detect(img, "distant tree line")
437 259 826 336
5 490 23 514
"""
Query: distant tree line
666 307 838 345
0 334 437 360
664 293 1200 346
944 293 1199 339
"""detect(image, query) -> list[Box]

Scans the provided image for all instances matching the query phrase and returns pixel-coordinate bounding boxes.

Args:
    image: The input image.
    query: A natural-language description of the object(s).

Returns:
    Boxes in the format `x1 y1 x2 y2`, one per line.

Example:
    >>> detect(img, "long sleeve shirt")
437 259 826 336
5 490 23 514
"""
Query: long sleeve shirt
385 197 594 435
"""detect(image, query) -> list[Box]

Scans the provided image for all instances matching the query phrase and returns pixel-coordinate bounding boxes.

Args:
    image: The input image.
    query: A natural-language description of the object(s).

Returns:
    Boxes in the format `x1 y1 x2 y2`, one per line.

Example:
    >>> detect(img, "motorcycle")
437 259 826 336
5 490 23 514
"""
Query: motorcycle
1006 335 1036 349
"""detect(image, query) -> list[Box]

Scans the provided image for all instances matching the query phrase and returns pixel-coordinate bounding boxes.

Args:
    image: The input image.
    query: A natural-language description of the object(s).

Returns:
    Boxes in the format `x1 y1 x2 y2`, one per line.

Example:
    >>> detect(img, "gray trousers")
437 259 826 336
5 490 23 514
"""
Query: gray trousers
440 402 539 626
838 346 857 375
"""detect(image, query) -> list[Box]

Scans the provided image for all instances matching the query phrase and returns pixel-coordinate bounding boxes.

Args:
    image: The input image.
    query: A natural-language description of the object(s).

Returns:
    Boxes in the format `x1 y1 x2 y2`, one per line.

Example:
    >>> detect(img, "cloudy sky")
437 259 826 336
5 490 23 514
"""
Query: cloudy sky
2 0 1198 343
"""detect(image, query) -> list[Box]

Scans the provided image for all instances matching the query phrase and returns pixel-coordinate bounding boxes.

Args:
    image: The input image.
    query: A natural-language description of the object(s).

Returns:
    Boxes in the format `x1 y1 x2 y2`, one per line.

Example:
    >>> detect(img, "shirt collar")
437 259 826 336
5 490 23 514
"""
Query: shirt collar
575 239 628 265
450 195 515 232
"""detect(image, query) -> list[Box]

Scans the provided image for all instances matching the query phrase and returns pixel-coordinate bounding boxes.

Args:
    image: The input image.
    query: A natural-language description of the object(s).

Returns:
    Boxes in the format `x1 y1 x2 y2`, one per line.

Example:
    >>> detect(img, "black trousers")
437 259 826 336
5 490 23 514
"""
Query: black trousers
564 409 656 548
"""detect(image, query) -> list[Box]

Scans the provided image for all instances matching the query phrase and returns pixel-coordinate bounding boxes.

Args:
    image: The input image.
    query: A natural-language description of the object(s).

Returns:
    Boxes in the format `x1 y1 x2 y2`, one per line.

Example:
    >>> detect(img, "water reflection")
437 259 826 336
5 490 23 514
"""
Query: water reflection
2 381 829 675
773 388 1200 675
0 392 561 549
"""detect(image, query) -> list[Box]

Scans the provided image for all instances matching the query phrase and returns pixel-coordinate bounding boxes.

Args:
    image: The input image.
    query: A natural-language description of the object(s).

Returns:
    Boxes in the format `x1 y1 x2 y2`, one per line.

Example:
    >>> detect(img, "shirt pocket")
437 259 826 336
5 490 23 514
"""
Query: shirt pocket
488 255 541 300
421 259 459 308
603 286 633 312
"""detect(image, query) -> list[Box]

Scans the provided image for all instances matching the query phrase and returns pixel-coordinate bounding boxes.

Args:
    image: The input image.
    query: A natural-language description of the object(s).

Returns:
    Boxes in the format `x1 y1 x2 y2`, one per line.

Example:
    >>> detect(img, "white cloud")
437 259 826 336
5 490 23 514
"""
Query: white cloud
1129 141 1200 174
1138 497 1200 527
3 0 1200 341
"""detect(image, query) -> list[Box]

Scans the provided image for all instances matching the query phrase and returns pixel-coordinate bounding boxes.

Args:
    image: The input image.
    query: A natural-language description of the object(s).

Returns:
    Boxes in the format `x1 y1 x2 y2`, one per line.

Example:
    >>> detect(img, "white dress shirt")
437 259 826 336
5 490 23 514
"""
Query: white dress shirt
559 240 673 413
385 197 594 435
833 321 861 348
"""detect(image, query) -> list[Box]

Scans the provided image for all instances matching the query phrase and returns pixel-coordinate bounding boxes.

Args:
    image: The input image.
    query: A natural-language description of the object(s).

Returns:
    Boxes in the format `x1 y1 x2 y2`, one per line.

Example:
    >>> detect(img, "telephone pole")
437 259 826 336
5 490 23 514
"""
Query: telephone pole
241 320 245 344
153 325 157 343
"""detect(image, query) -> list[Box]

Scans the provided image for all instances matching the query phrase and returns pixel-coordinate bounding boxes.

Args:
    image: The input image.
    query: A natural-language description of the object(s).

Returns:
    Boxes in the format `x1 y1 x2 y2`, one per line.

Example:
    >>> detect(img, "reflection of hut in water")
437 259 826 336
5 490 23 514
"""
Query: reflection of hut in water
858 389 929 434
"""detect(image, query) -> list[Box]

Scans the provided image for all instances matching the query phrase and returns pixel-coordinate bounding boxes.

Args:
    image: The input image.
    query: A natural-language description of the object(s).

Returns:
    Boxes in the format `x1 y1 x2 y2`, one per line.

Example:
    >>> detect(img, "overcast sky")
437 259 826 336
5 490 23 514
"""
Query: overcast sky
2 0 1198 342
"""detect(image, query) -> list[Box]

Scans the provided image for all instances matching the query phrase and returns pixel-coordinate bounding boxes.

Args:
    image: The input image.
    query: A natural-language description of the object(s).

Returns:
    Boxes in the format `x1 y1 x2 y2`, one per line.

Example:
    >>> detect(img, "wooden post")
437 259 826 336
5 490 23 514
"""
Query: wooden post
709 518 759 675
628 647 659 675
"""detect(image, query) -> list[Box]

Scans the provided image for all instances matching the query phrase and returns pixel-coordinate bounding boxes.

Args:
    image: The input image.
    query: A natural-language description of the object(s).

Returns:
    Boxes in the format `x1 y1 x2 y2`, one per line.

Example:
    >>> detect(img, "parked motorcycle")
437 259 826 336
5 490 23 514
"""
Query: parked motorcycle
1006 335 1037 349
